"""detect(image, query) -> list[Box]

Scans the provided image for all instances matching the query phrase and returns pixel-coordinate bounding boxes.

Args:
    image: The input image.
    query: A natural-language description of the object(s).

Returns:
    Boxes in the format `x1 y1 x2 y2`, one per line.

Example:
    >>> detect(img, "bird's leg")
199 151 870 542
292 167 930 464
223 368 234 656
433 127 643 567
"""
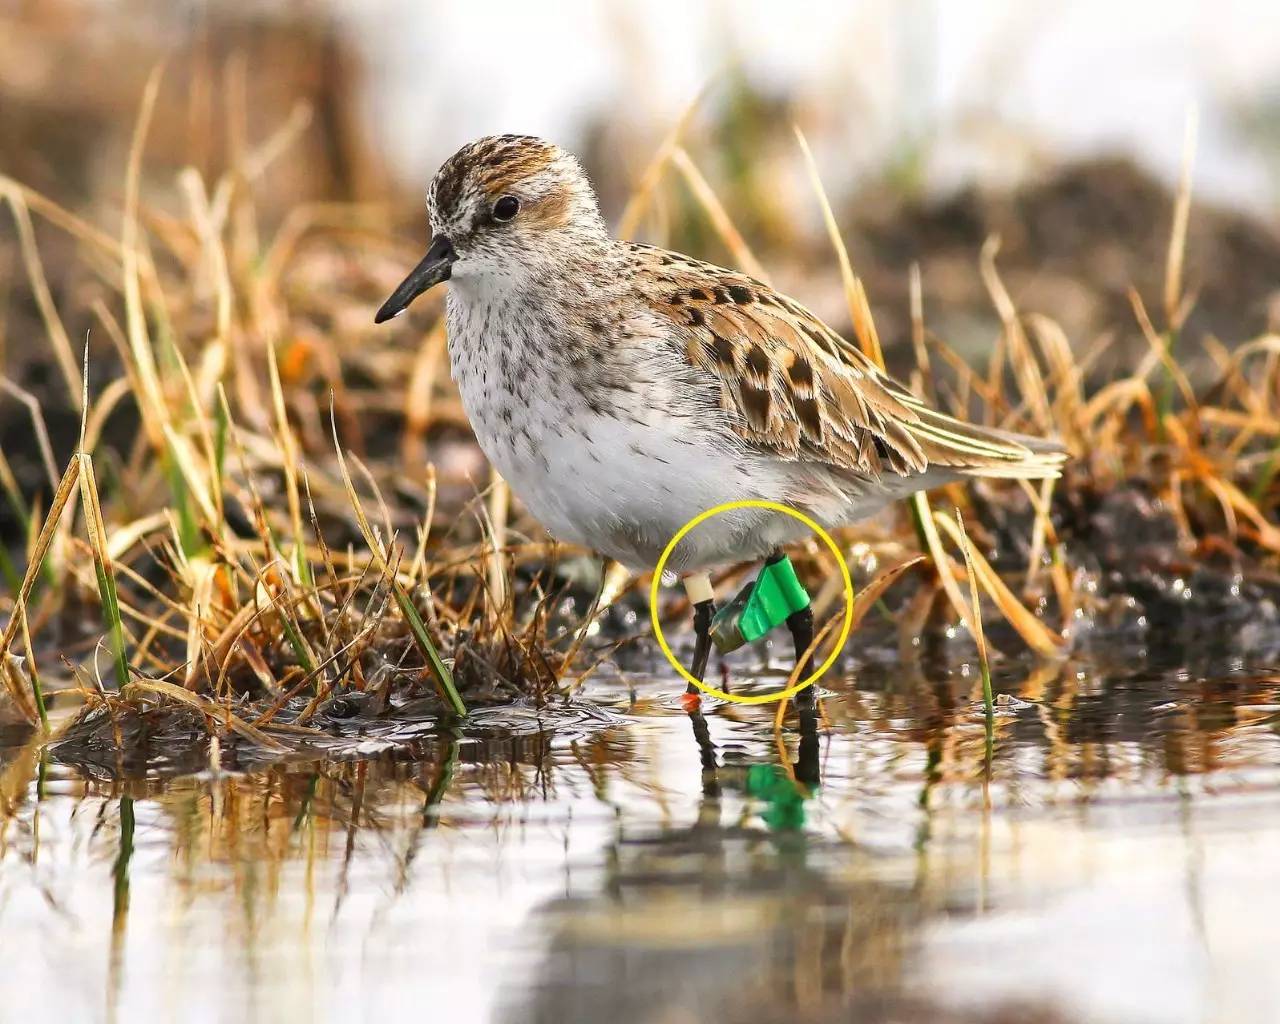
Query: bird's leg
686 707 720 796
766 550 818 710
794 700 820 788
683 572 716 694
788 604 817 709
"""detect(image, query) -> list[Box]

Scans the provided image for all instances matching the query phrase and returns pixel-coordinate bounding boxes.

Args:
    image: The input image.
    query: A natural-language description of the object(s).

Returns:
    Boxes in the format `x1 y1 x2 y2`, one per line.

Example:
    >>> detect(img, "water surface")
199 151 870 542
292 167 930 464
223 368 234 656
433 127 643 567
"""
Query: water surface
2 633 1279 1024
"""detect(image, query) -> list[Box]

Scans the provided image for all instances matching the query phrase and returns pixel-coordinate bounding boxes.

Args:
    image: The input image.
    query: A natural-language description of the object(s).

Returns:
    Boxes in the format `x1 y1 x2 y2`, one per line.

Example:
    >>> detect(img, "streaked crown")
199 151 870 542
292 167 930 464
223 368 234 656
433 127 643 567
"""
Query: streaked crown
426 134 602 242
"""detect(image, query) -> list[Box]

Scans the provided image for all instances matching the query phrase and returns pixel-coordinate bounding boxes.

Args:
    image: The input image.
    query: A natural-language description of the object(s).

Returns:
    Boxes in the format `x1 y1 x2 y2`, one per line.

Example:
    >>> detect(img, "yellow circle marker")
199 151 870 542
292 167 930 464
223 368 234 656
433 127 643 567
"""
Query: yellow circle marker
648 499 855 705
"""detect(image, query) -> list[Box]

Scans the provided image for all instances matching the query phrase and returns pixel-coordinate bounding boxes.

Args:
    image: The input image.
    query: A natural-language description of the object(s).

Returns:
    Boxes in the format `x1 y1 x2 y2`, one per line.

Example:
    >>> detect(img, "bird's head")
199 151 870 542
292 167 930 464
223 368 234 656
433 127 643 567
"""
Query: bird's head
375 134 606 323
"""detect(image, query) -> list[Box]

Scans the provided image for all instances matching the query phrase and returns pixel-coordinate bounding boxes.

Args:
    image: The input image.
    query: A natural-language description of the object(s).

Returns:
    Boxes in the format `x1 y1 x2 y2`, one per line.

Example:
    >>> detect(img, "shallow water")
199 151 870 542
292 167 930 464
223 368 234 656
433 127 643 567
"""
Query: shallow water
2 631 1279 1024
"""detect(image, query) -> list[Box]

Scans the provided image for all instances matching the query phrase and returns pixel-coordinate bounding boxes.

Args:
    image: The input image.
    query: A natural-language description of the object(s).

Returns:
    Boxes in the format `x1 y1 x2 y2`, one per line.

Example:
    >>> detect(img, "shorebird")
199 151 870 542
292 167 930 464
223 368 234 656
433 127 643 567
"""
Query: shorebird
375 134 1064 697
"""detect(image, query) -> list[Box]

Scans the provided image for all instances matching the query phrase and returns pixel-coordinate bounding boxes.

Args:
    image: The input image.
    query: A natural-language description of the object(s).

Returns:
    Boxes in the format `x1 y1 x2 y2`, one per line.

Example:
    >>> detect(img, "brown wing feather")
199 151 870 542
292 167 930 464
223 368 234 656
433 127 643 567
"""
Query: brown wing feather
634 244 1064 481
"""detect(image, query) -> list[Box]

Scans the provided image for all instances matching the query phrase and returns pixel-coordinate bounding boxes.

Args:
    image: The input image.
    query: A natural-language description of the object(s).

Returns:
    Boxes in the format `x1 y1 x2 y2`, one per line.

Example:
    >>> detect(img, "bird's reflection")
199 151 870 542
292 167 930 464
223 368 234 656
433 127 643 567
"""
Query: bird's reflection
500 702 935 1024
687 700 820 807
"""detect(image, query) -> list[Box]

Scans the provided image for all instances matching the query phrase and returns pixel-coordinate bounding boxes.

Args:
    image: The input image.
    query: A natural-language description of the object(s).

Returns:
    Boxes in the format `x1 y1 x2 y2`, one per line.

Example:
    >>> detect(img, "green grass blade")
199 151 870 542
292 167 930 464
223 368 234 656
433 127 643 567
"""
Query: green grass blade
395 581 465 717
17 605 47 731
0 543 21 594
112 796 135 927
213 388 229 513
328 401 464 717
277 603 315 675
78 453 130 688
1251 433 1280 504
164 438 202 559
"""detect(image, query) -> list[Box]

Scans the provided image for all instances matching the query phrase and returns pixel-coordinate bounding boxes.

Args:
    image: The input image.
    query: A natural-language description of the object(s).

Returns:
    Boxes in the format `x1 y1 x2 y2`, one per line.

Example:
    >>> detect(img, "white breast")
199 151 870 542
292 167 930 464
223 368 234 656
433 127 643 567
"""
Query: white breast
443 284 882 570
448 290 724 563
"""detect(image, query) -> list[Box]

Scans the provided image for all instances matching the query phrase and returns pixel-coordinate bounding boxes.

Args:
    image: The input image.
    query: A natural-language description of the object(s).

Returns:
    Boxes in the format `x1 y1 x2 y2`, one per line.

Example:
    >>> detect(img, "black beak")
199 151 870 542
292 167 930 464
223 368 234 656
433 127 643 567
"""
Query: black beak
374 235 456 323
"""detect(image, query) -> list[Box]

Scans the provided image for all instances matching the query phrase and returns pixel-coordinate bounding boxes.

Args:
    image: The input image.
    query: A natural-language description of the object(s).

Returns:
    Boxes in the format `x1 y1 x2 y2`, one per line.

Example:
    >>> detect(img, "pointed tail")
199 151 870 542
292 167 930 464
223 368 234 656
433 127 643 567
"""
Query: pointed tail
906 407 1068 481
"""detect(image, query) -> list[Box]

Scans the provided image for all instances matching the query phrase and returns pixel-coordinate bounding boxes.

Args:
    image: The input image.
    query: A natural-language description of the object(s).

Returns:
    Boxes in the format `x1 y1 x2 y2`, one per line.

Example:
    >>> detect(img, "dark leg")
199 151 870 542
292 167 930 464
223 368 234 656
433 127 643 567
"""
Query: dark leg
794 701 820 788
686 598 715 694
686 708 720 796
787 603 817 709
765 549 817 709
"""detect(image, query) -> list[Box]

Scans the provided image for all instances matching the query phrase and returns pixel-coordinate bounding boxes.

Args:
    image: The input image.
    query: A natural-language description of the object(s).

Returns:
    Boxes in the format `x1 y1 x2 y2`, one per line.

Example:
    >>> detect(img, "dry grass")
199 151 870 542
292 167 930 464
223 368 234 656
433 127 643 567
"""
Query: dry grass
0 77 1277 761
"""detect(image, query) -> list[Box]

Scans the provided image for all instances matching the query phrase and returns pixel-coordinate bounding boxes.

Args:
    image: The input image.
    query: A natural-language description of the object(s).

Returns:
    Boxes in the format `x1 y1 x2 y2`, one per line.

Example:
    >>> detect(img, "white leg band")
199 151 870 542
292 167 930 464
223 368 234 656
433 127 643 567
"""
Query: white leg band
682 572 714 606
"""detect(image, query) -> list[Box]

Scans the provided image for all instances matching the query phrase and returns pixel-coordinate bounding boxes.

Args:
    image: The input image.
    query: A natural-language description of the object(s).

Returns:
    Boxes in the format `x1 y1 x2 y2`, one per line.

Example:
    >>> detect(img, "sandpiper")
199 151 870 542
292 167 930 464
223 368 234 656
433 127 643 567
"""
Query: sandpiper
376 134 1065 694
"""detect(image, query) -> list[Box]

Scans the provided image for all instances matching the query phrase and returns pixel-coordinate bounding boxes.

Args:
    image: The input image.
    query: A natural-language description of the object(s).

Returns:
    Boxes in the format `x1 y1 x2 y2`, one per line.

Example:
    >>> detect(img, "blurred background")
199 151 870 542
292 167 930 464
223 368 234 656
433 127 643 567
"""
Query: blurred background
3 0 1280 479
4 9 1280 1022
4 0 1280 344
9 0 1280 202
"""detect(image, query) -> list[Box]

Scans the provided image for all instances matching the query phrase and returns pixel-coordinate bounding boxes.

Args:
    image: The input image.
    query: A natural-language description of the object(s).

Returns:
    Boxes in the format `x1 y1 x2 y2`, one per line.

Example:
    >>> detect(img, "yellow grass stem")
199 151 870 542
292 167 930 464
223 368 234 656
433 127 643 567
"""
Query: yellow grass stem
121 66 168 453
908 262 935 402
0 449 25 524
980 236 1052 430
772 555 924 730
0 377 60 495
564 560 634 689
123 678 287 752
911 491 980 638
0 177 123 262
953 510 995 761
1129 287 1201 428
669 146 769 282
1164 106 1198 333
846 555 929 645
772 612 844 733
0 187 82 407
403 321 448 468
329 402 465 717
793 126 884 369
0 459 79 722
617 84 709 239
932 510 1064 657
266 340 312 586
178 168 234 345
409 464 438 583
1017 479 1075 629
17 606 46 731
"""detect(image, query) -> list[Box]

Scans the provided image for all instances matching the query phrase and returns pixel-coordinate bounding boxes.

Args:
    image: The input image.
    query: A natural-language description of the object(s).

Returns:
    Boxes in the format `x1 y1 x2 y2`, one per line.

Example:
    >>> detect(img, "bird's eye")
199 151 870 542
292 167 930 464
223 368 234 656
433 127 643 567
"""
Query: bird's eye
493 195 520 222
